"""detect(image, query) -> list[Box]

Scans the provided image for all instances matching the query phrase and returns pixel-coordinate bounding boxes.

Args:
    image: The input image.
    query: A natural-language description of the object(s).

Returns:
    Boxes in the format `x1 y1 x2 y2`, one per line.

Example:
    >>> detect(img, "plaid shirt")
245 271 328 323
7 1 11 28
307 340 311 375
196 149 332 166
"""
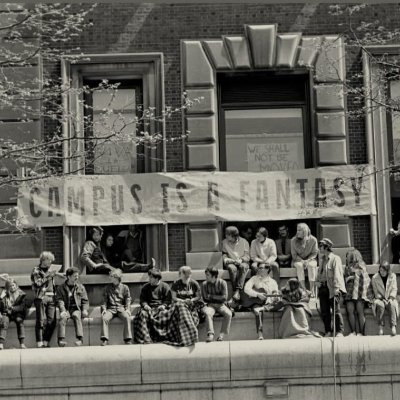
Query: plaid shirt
345 267 371 302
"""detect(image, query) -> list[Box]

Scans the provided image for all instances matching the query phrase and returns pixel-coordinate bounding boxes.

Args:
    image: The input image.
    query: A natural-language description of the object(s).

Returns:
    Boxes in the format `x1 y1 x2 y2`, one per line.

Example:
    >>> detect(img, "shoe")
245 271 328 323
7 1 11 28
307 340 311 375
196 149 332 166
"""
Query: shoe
124 339 132 345
336 332 344 337
101 339 108 346
348 332 356 336
206 333 214 343
324 332 332 337
74 340 83 346
20 344 27 349
58 340 67 347
378 326 384 336
258 333 264 340
232 291 240 301
392 326 397 336
37 341 44 348
0 343 3 350
216 335 224 341
356 333 363 337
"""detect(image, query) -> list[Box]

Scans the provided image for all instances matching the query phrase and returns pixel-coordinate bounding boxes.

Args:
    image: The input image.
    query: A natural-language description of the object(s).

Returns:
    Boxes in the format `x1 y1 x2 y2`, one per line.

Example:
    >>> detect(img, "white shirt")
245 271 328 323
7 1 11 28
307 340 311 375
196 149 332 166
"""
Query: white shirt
250 238 277 264
244 275 279 299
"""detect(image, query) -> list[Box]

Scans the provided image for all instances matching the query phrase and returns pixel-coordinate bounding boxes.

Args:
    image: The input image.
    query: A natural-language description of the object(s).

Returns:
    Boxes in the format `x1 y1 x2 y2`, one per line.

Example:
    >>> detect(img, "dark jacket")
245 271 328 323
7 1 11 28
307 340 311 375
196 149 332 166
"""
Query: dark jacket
55 281 89 313
0 288 27 318
101 283 131 313
31 265 55 300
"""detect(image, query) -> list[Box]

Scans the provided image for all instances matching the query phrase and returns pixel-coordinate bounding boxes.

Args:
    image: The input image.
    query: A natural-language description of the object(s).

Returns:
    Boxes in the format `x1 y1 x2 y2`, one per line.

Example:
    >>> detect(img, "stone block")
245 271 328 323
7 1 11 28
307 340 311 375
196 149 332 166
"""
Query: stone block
186 143 218 170
297 36 322 67
161 388 212 400
21 345 142 387
276 33 302 68
141 342 230 383
185 252 223 270
230 338 324 380
320 223 352 247
315 84 345 110
317 112 346 136
182 41 215 87
317 139 348 165
315 36 346 82
223 36 251 69
0 349 22 389
187 225 219 252
245 24 276 68
203 40 232 70
186 116 217 142
185 88 215 115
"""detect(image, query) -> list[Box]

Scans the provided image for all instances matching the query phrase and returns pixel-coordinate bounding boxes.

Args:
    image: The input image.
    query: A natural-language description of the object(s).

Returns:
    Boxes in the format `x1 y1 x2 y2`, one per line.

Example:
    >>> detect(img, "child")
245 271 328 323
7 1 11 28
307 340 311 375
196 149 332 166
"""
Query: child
0 278 28 349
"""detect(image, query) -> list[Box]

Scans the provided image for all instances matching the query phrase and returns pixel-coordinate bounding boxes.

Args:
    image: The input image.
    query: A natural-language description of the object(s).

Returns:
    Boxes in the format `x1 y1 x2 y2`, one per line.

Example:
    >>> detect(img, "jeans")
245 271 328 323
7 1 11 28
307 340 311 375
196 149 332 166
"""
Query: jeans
101 310 132 341
203 303 232 335
0 314 25 343
225 262 249 291
34 296 57 342
374 299 397 327
318 285 344 334
294 259 318 282
58 309 83 340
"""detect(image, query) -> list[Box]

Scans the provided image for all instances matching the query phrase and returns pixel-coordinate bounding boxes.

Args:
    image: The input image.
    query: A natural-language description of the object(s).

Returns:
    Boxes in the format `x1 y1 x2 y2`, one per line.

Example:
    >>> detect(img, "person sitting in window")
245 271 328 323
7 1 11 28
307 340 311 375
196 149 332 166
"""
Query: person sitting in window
56 267 89 347
100 269 132 346
101 234 121 268
389 221 400 264
117 225 155 273
275 225 292 268
80 227 114 275
0 278 28 350
240 226 253 244
242 264 279 340
291 223 318 297
250 227 280 282
222 225 250 302
202 266 232 342
370 261 398 336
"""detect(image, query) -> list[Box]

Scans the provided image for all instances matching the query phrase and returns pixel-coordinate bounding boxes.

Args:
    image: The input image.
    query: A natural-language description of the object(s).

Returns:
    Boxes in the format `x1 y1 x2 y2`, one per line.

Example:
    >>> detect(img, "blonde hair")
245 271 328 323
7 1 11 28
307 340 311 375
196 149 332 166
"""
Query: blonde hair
346 248 366 271
179 266 192 276
39 251 55 263
297 223 311 238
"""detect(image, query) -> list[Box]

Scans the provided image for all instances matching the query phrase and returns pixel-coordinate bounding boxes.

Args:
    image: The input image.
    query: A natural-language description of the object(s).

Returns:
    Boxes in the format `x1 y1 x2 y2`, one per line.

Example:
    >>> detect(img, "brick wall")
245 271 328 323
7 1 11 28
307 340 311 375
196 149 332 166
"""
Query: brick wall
42 3 398 267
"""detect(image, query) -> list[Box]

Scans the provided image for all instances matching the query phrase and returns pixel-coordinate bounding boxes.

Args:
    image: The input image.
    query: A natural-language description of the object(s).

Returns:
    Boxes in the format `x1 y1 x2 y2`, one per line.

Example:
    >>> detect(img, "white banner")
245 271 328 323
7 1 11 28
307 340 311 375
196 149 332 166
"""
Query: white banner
17 165 375 227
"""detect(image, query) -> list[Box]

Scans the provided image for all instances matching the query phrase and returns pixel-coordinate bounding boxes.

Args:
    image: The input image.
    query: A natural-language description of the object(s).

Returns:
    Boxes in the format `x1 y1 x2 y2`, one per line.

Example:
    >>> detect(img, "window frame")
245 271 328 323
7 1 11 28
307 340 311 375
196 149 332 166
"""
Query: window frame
61 53 168 271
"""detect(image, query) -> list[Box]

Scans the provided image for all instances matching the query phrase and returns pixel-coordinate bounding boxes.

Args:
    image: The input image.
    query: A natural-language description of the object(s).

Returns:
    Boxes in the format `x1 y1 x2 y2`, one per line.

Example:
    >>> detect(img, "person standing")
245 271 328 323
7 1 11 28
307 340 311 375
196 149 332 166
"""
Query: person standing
250 227 280 282
201 266 232 342
291 223 318 297
222 226 250 302
370 261 398 336
316 238 346 337
0 278 27 349
55 267 89 347
100 269 132 345
31 251 58 348
275 225 292 268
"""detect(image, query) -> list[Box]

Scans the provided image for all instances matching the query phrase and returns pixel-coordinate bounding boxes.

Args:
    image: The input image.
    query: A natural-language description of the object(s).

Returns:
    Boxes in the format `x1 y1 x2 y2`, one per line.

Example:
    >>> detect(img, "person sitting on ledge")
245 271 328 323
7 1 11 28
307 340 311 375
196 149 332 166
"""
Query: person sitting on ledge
250 227 280 282
242 264 279 340
370 261 398 336
222 225 250 302
0 277 28 350
55 267 89 347
275 225 292 268
80 227 114 275
202 266 232 343
291 223 318 297
100 269 132 346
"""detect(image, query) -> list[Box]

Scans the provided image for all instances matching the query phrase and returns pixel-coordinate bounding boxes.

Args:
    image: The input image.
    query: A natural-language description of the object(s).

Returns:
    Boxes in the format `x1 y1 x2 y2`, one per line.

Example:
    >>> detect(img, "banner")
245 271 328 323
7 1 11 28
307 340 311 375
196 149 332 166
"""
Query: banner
17 165 375 227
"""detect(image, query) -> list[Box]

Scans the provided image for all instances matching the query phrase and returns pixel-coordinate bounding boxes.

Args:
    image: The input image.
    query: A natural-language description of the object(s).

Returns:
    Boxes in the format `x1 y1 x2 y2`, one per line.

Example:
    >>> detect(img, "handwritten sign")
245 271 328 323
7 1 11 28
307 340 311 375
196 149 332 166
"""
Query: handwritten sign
94 142 135 174
247 142 302 172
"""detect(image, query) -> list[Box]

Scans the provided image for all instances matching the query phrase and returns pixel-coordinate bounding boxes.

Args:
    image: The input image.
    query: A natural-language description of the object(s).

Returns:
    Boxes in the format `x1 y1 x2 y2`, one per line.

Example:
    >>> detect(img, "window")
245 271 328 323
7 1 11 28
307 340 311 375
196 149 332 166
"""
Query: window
218 71 312 172
62 54 167 271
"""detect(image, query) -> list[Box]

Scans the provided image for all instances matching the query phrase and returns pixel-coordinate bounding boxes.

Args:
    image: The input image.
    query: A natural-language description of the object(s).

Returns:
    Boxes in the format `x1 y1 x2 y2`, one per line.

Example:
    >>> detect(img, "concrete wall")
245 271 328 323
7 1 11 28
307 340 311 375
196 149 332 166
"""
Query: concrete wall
0 337 399 399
